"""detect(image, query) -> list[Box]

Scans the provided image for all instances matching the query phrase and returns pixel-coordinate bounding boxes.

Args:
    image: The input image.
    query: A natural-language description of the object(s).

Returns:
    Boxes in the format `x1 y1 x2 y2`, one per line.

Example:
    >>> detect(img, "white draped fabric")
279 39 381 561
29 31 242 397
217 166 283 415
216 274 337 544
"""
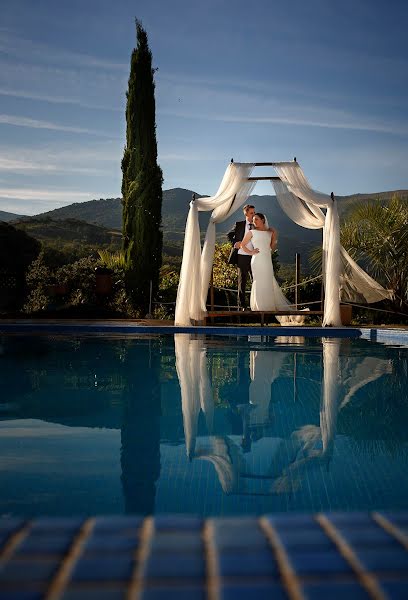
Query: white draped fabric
272 163 392 325
175 160 392 327
175 163 256 325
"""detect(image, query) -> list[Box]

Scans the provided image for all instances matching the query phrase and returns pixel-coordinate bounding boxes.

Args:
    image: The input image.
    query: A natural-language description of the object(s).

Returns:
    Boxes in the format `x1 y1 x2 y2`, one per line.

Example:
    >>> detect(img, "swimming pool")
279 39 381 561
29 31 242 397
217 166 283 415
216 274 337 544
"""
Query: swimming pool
1 331 407 518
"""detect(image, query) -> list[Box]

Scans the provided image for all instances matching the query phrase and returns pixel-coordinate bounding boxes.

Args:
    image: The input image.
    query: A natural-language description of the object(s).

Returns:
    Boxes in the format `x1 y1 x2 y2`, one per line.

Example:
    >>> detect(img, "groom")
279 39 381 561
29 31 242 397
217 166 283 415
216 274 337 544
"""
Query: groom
227 204 255 310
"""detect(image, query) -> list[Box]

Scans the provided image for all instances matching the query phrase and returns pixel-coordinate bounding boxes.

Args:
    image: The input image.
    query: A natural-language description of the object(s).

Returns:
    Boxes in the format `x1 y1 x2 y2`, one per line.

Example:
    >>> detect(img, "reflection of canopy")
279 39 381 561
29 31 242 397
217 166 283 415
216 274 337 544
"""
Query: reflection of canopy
175 161 392 326
248 350 288 427
174 334 213 458
175 334 393 497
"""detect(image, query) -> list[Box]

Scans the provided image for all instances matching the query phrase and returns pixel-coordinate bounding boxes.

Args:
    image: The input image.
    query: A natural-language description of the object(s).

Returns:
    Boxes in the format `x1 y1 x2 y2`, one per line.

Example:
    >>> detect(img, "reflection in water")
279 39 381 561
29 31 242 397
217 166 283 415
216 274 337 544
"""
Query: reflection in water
175 334 394 499
0 333 405 516
120 341 161 514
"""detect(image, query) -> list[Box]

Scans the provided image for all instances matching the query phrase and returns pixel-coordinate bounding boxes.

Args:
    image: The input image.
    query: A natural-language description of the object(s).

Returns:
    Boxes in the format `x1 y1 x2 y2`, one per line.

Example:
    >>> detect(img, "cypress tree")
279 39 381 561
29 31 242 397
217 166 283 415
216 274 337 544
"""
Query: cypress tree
122 20 163 314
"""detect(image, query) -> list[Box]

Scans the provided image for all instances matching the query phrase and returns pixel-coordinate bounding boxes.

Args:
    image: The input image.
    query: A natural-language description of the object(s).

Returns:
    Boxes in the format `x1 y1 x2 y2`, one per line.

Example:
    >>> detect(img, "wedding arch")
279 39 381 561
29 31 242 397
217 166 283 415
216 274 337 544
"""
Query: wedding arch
174 160 392 327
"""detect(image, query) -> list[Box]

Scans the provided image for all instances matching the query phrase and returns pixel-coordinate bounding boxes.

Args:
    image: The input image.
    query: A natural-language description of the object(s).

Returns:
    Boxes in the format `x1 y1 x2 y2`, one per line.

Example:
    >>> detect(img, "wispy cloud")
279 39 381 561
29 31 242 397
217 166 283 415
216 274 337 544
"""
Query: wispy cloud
0 187 95 201
0 157 107 175
0 86 121 111
0 30 127 72
0 114 115 137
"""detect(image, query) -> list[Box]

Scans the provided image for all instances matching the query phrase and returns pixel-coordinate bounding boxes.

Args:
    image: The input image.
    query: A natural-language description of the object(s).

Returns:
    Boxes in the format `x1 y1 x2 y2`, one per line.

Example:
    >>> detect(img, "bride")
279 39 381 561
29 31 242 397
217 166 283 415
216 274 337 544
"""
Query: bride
240 212 299 319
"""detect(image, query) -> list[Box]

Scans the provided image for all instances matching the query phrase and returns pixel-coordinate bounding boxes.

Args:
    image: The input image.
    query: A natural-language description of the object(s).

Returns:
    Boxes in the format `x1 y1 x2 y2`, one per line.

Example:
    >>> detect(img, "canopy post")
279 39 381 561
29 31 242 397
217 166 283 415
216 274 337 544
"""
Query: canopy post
295 253 301 308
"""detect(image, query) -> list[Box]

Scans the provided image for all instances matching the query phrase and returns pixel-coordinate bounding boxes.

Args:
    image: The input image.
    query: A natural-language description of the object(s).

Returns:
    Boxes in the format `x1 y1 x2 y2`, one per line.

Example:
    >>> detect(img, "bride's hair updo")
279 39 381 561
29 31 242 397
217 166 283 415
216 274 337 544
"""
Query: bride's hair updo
254 212 265 223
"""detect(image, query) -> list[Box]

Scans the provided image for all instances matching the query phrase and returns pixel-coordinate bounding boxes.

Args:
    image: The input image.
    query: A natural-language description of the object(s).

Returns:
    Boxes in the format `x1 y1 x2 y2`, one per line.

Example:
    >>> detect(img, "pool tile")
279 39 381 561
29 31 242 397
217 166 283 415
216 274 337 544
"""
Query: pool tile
30 518 84 533
150 533 202 553
83 534 139 554
93 517 144 533
302 582 371 600
16 534 74 555
70 557 134 582
0 559 59 582
61 590 125 600
379 579 408 600
153 516 203 531
337 528 399 548
0 519 25 534
287 551 353 576
0 593 44 600
264 514 317 529
218 551 279 578
278 529 334 550
144 554 205 580
220 582 287 600
325 514 375 527
355 549 408 572
141 587 206 600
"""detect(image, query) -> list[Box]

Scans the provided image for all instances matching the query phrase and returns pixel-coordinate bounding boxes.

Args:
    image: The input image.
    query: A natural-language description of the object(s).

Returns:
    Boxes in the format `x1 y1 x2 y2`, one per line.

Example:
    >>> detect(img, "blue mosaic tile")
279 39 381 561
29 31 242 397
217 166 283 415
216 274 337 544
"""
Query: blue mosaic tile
220 582 287 600
302 582 371 600
16 534 74 555
83 534 138 554
144 554 205 580
325 513 375 527
0 558 59 582
264 514 317 529
93 517 144 532
0 519 25 533
213 529 269 550
30 518 84 533
60 590 125 600
278 529 334 550
379 579 408 600
153 516 203 531
150 533 203 553
287 551 353 576
356 549 408 572
141 587 206 600
218 551 279 578
337 528 399 548
70 557 134 582
0 592 43 600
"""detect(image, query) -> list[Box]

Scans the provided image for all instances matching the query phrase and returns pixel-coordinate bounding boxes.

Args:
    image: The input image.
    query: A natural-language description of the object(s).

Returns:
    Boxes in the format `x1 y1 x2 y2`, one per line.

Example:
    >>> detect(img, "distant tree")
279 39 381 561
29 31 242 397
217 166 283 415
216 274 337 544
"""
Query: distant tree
121 20 163 314
0 222 40 311
310 196 408 314
340 196 408 311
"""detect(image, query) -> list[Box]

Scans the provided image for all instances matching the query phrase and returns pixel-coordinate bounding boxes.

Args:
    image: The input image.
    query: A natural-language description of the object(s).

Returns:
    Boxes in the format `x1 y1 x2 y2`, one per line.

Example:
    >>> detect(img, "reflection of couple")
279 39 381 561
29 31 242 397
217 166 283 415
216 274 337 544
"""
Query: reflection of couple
228 204 296 321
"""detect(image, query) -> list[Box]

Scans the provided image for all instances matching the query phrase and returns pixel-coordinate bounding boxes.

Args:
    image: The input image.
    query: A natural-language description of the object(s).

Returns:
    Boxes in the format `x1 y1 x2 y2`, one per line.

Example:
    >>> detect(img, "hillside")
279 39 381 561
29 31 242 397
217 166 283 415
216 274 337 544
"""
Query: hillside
0 210 28 222
6 186 408 267
14 217 122 248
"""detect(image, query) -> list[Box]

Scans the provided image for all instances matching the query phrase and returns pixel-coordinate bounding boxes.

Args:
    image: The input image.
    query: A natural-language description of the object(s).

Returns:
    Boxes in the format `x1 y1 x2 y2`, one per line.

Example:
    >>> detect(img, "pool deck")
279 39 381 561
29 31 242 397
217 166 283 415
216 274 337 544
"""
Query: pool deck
1 319 408 346
1 512 408 599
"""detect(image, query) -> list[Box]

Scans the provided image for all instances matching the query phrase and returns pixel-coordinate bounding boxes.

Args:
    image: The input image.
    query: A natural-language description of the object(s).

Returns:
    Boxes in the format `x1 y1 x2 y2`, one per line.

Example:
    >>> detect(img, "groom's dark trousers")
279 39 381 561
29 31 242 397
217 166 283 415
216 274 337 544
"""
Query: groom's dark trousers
227 220 252 309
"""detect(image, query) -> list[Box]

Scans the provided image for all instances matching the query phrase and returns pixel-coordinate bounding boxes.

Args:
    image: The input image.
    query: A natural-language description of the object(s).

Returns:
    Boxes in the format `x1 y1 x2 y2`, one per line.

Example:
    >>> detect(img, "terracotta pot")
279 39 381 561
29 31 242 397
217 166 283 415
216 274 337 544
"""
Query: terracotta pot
47 283 68 297
340 304 352 325
95 270 113 295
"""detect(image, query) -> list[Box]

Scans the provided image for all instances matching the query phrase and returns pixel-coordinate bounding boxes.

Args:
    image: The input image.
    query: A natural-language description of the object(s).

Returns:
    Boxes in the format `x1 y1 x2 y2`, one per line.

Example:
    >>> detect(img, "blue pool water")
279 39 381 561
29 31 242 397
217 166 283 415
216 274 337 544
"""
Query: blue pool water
0 333 407 518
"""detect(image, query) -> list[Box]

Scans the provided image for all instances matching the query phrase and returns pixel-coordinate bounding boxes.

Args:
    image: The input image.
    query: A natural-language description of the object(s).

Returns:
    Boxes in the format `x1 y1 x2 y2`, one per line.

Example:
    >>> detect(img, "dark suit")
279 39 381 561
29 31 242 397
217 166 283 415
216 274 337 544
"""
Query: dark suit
227 220 252 309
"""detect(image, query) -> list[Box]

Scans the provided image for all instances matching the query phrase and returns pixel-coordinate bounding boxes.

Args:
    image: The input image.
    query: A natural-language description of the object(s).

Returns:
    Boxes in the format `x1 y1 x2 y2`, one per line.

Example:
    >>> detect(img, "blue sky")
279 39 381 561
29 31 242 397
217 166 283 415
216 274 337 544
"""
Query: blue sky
0 0 407 215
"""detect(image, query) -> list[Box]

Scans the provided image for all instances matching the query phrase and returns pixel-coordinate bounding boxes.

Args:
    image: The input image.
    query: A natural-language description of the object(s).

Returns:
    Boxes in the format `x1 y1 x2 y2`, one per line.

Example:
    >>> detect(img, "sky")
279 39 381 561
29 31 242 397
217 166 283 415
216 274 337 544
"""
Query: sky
0 0 407 215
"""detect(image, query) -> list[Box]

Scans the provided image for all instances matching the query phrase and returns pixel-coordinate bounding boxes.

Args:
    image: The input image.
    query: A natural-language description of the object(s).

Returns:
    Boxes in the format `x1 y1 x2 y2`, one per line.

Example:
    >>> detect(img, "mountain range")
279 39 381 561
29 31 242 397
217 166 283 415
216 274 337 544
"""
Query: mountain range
2 187 407 265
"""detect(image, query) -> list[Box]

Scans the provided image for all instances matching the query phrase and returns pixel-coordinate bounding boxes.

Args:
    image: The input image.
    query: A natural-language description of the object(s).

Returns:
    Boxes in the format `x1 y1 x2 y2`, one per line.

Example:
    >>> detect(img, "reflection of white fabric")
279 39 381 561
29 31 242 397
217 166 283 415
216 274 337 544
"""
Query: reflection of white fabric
174 334 214 458
248 350 287 427
194 436 244 494
340 356 392 410
320 338 341 455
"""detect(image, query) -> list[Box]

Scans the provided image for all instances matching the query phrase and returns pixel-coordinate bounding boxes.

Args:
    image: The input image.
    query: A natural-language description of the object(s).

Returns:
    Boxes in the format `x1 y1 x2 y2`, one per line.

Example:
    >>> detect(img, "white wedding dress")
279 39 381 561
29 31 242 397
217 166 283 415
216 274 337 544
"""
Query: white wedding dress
250 230 304 324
